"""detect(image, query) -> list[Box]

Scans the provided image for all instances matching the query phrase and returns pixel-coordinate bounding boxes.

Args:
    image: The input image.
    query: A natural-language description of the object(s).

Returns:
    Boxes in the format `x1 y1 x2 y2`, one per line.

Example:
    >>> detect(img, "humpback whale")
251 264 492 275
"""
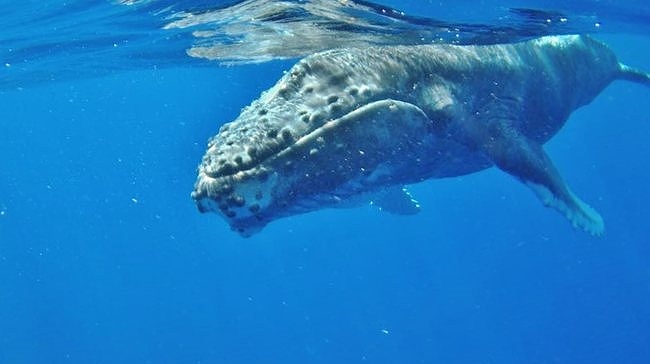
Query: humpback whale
191 35 649 237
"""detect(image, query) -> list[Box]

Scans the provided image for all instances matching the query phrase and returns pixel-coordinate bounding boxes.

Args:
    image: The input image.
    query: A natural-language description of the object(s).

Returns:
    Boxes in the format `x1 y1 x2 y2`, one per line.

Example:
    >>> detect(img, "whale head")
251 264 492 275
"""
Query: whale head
191 51 437 236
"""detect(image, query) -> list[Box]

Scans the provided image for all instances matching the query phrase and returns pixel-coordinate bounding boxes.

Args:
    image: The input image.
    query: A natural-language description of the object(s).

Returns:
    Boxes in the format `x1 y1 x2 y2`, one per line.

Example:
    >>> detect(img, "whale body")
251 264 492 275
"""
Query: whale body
191 35 649 237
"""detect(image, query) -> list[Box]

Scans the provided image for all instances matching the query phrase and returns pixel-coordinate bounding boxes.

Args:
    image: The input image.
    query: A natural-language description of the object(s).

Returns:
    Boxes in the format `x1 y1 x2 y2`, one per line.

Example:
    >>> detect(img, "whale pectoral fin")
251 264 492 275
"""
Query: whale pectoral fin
479 123 604 236
524 181 604 236
371 186 421 215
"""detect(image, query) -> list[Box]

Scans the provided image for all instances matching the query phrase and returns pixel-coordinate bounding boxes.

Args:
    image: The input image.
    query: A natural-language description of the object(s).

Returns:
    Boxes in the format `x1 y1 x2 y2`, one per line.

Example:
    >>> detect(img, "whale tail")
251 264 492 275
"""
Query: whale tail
618 63 650 86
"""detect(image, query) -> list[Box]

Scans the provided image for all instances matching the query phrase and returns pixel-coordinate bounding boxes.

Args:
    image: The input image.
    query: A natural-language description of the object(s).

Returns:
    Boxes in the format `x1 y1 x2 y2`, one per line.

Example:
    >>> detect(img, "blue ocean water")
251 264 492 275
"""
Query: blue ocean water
1 1 649 363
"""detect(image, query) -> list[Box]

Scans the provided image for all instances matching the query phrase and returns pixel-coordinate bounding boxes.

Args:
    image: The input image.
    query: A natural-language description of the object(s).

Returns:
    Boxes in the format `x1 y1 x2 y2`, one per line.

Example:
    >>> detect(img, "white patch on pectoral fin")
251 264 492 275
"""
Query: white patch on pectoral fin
371 187 421 215
526 182 604 236
475 119 604 236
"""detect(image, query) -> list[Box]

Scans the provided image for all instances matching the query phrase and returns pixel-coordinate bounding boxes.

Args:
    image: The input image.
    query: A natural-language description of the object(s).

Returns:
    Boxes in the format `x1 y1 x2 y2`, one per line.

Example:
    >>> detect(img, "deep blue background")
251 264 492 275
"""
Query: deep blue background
1 1 650 363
